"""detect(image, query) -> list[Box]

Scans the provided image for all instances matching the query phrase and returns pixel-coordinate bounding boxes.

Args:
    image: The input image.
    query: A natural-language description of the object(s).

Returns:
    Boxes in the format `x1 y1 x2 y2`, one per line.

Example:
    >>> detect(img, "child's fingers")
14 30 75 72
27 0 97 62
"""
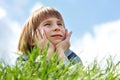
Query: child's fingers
36 29 42 40
66 31 72 40
35 32 38 41
38 28 43 39
65 29 68 39
42 29 49 43
65 29 72 40
67 31 72 40
42 29 47 40
35 30 39 41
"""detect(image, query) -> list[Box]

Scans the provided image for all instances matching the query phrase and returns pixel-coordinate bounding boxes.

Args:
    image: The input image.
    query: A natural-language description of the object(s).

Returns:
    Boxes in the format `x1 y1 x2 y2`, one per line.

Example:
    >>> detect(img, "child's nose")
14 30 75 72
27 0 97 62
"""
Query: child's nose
54 28 60 31
54 25 60 31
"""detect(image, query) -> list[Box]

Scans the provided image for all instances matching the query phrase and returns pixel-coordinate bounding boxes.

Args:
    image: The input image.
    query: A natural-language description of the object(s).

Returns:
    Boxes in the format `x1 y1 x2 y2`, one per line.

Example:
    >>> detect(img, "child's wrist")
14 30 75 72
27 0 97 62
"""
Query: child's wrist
56 48 66 60
46 47 55 60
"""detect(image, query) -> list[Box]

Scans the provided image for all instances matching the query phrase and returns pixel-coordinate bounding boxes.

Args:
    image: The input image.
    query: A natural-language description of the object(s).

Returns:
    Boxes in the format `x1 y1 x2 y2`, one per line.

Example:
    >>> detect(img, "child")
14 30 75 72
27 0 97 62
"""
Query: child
17 6 82 64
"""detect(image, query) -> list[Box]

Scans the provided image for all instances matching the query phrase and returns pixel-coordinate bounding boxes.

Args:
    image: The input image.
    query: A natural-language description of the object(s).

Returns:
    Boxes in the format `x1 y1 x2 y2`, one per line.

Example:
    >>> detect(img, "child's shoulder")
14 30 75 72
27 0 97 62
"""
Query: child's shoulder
17 54 29 61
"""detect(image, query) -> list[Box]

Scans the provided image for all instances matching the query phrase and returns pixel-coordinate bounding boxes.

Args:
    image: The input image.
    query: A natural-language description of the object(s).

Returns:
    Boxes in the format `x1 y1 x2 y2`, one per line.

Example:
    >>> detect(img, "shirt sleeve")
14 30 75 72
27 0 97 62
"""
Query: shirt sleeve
17 54 29 61
64 49 82 65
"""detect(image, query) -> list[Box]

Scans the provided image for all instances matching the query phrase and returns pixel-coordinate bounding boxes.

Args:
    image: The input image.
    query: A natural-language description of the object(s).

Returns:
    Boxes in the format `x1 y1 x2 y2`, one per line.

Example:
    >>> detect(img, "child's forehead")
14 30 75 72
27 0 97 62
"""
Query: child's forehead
42 17 64 23
40 17 64 24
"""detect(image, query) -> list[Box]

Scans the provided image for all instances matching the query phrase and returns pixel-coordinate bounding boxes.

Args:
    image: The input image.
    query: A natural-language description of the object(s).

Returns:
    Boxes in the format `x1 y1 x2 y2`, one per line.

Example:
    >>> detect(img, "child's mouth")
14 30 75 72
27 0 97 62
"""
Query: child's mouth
51 34 62 38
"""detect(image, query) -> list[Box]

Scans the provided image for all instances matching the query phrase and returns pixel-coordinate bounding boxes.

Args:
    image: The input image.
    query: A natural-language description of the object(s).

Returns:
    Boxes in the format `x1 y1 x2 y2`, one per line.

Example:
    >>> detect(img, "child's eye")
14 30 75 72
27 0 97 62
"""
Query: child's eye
57 23 63 26
44 23 51 27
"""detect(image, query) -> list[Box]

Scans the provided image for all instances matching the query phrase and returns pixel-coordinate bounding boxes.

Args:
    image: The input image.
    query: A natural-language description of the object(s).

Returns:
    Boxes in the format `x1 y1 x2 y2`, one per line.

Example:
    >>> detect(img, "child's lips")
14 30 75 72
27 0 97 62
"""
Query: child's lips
51 34 63 37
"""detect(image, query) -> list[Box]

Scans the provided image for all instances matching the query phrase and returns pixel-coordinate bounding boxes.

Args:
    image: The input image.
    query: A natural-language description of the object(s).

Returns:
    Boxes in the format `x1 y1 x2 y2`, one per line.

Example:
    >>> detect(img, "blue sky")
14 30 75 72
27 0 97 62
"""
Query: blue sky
0 0 120 65
3 0 120 38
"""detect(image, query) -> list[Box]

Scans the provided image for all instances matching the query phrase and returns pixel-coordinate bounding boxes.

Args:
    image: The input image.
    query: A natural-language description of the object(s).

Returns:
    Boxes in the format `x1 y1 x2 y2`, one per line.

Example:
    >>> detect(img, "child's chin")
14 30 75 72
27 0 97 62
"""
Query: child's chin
52 40 62 45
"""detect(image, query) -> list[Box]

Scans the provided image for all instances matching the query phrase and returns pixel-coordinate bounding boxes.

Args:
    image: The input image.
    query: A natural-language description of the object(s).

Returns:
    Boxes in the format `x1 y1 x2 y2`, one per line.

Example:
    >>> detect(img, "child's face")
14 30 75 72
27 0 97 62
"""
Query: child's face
38 17 65 45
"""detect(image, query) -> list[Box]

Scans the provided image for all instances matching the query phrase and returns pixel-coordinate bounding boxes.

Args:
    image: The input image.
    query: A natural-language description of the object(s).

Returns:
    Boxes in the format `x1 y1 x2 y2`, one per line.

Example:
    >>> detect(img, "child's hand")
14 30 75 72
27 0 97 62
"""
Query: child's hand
56 29 72 60
35 28 48 50
35 28 55 59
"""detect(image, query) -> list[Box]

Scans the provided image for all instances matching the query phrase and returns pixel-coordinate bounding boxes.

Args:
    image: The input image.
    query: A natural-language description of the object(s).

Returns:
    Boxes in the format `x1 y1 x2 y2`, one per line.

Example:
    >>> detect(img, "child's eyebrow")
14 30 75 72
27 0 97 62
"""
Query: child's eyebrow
44 20 51 23
57 20 63 23
57 19 64 23
43 19 63 23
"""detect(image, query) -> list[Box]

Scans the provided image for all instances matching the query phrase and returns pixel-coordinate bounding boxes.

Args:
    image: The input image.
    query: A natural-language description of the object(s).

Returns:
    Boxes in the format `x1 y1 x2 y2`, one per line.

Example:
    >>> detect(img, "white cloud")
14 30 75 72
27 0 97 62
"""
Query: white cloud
0 7 7 19
71 20 120 66
30 3 43 13
0 2 44 65
0 7 21 65
0 0 29 18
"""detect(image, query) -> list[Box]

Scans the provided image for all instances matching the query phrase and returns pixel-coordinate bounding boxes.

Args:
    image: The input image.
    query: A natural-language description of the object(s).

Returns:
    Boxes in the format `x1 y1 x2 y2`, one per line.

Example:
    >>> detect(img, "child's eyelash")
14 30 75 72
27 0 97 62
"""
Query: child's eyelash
58 23 63 26
44 23 50 26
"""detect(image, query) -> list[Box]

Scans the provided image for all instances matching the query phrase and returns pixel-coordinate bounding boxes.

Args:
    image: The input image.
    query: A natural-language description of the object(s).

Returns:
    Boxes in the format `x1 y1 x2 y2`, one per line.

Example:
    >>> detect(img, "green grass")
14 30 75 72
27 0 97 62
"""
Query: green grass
0 47 120 80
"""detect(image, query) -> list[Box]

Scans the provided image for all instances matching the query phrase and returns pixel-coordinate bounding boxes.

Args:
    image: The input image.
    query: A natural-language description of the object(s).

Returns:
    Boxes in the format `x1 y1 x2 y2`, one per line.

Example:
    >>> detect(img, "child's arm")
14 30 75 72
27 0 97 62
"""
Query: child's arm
64 49 82 65
56 30 82 64
56 30 72 60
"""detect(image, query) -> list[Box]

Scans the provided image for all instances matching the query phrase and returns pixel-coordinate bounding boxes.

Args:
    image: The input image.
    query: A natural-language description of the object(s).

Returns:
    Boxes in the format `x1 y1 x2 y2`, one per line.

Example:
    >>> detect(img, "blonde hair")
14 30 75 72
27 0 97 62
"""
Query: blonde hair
18 6 64 54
